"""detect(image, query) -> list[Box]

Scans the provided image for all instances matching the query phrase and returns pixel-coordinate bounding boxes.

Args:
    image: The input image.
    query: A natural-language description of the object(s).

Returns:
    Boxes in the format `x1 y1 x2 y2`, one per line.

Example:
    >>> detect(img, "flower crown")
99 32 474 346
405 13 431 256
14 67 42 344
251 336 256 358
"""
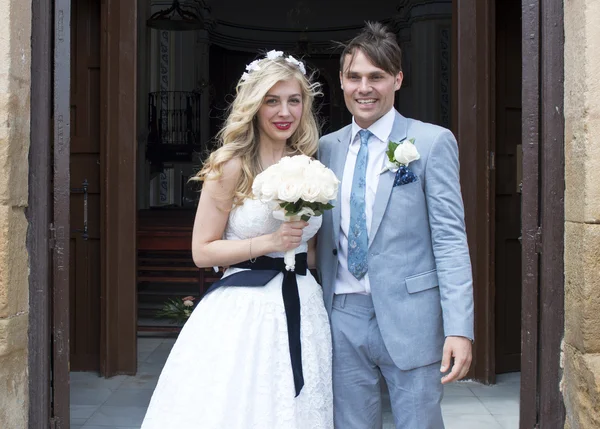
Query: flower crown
240 50 307 82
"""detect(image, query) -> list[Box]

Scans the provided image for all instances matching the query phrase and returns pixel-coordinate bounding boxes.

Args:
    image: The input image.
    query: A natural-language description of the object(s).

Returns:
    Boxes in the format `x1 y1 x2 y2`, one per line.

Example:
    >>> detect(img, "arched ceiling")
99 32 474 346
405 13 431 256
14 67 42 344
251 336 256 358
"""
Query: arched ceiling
150 0 452 52
206 0 397 31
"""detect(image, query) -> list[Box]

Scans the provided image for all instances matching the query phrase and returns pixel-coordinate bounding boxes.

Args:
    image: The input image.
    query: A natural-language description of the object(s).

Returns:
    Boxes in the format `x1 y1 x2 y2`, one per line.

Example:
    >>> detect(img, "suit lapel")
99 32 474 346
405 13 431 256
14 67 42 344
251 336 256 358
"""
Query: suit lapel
331 126 352 247
369 111 408 247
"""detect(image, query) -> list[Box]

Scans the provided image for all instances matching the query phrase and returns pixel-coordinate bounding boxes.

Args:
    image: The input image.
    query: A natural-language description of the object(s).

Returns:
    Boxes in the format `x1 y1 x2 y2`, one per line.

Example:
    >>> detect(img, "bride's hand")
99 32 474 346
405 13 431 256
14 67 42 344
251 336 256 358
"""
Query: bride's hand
271 221 308 252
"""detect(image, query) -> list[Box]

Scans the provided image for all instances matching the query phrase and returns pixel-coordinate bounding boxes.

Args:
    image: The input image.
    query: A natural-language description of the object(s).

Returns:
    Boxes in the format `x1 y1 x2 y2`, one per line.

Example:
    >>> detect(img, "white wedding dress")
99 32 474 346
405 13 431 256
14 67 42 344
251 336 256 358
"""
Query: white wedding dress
141 198 333 429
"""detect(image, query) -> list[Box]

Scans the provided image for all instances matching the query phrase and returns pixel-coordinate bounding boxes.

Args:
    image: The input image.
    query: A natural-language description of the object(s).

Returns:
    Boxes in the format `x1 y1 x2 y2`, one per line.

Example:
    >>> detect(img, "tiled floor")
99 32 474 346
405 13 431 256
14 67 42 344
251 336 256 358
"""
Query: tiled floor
71 337 520 429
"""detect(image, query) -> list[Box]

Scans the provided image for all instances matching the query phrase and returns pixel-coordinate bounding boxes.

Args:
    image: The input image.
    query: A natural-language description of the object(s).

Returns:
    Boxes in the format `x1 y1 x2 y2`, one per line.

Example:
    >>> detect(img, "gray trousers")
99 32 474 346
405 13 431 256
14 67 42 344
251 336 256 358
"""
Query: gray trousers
331 293 444 429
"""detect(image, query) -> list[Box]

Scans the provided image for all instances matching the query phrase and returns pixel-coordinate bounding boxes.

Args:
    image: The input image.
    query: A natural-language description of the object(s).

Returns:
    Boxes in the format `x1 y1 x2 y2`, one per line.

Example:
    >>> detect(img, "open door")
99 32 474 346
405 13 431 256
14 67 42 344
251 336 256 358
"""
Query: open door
47 6 138 428
98 0 138 376
452 0 495 383
70 0 102 373
44 0 137 424
66 0 138 377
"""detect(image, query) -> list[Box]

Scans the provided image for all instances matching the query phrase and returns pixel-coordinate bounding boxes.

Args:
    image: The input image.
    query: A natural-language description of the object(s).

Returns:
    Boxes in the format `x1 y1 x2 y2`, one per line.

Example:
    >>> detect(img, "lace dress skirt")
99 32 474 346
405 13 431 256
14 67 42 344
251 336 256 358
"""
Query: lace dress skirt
140 267 333 429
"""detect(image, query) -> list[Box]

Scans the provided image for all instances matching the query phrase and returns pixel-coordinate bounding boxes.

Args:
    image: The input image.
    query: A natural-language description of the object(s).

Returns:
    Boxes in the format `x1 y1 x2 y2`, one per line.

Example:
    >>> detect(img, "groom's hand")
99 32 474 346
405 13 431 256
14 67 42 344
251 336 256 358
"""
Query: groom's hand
440 336 472 384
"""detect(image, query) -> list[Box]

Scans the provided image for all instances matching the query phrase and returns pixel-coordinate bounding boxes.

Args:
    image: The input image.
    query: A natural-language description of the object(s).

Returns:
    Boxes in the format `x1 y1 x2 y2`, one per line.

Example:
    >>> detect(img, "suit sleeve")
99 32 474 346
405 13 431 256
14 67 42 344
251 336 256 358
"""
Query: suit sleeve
314 136 329 278
316 136 327 162
424 129 474 341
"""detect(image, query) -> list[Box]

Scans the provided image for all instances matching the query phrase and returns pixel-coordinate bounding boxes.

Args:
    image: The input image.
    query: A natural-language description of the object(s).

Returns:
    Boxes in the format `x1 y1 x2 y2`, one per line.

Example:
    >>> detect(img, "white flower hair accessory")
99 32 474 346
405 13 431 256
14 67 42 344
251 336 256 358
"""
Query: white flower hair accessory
266 50 284 60
240 50 307 81
246 59 261 73
285 55 306 75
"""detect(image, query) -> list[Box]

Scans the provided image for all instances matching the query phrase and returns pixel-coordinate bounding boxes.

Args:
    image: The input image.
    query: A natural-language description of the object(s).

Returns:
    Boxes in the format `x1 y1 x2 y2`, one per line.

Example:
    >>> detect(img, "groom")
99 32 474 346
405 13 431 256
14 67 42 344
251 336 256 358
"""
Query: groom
317 22 474 428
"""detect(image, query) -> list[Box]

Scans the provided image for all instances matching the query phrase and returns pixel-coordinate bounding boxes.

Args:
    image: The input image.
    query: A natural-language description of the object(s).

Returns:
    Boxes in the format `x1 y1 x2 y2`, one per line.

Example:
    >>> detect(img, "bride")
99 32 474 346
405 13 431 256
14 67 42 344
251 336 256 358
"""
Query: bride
140 51 333 429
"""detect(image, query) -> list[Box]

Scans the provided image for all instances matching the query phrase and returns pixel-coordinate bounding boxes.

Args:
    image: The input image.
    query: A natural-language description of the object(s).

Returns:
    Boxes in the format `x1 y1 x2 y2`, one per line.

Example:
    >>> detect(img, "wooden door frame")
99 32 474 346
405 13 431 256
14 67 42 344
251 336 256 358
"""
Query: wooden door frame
99 0 138 377
520 0 566 427
28 0 53 427
50 0 73 426
30 2 73 427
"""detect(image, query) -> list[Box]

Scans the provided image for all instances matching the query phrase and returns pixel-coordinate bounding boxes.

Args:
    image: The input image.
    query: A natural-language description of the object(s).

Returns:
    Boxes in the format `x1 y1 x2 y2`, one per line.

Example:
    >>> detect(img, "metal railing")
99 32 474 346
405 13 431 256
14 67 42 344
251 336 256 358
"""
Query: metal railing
148 91 201 146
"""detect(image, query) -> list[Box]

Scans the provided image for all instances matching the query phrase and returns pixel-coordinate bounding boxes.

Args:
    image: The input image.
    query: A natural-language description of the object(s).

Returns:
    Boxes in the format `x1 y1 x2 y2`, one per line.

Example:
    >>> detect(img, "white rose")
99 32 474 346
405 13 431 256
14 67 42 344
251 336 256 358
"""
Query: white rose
318 184 338 203
309 159 327 169
253 164 283 201
302 160 324 180
278 155 309 181
252 173 265 199
263 163 283 178
394 141 420 166
277 179 303 203
301 178 322 202
259 177 279 201
279 155 311 168
313 168 339 203
183 300 194 307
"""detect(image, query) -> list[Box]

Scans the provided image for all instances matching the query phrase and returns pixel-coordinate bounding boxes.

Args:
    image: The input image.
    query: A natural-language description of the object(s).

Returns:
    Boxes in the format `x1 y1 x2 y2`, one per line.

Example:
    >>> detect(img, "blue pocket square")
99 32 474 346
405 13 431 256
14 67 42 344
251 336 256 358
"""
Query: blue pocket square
393 166 418 187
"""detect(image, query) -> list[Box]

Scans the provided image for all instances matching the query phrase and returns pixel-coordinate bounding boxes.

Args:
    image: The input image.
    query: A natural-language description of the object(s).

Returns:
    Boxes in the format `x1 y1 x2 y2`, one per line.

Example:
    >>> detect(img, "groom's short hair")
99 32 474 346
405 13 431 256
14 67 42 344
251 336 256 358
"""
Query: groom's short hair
339 21 403 77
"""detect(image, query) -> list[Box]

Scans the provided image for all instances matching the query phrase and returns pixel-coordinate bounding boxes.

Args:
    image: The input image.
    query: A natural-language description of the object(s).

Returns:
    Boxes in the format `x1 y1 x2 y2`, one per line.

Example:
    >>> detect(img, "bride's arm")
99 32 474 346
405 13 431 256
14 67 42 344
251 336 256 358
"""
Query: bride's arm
191 158 307 268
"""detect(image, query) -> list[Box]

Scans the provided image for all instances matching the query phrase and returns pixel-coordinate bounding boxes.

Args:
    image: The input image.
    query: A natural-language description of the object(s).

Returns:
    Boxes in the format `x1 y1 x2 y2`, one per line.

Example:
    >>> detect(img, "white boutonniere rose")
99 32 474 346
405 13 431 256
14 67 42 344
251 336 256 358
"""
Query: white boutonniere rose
381 138 420 173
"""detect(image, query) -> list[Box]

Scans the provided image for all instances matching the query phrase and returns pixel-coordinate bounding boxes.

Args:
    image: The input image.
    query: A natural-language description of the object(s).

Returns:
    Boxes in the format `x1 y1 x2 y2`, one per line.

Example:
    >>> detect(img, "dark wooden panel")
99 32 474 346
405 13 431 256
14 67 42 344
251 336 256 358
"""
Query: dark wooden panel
100 0 138 376
137 209 196 249
28 0 53 426
453 0 495 384
70 0 102 372
495 0 523 375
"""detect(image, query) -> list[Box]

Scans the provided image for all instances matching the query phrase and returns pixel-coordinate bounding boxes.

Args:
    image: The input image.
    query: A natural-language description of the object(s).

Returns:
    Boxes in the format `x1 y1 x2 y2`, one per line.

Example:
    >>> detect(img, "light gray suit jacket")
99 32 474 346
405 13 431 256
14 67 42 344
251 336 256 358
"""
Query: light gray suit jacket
316 110 474 371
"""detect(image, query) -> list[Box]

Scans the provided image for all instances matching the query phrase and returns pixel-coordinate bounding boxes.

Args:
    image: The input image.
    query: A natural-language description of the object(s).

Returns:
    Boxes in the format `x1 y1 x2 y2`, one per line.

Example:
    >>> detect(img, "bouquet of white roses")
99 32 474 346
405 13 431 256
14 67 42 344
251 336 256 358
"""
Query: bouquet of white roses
252 155 340 271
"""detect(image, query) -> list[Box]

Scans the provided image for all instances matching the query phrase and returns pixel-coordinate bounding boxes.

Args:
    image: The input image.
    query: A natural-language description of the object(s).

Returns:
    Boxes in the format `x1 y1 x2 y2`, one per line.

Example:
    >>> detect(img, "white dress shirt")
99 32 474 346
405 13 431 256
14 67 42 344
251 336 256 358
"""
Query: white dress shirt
334 108 396 295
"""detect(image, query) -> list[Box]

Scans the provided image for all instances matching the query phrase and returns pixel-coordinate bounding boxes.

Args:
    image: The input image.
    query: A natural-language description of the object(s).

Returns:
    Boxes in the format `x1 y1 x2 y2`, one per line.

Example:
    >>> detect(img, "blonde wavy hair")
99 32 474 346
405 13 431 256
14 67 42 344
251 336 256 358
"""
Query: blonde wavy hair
194 54 322 206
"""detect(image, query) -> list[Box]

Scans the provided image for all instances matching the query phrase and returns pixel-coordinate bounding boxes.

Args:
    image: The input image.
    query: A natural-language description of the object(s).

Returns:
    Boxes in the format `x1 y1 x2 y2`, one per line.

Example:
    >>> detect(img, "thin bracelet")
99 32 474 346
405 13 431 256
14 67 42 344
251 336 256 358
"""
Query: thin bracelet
249 238 257 263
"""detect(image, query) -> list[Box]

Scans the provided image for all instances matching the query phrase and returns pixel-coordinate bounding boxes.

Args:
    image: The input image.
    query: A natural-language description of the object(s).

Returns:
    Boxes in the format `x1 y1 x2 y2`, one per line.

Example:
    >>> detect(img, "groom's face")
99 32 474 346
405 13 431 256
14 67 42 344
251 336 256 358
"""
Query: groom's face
340 49 403 129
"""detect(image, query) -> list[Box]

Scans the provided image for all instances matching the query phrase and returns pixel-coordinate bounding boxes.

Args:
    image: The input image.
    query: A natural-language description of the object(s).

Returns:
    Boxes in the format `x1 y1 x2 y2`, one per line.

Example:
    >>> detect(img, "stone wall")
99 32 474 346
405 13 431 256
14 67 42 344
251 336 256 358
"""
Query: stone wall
563 0 600 427
0 0 31 427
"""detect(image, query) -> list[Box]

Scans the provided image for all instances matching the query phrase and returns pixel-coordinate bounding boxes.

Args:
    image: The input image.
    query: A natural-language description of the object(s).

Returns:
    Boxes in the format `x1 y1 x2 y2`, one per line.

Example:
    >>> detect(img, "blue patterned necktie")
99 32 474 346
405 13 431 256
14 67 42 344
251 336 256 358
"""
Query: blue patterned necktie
348 129 371 279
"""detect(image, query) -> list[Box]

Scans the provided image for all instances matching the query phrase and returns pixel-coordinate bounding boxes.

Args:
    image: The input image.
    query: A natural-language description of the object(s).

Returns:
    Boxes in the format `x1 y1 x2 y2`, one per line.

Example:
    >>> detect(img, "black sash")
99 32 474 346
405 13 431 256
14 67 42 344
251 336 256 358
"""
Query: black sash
204 253 308 397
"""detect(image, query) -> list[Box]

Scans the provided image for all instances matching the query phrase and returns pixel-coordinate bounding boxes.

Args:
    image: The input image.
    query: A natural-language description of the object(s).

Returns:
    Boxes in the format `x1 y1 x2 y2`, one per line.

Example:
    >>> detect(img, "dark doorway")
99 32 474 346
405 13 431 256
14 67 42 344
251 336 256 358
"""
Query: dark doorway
494 0 523 374
29 0 568 428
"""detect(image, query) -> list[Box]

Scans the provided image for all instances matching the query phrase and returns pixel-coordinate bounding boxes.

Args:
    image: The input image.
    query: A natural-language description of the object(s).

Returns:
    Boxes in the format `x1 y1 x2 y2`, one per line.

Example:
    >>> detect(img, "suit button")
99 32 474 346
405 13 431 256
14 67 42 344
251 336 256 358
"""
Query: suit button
332 249 338 256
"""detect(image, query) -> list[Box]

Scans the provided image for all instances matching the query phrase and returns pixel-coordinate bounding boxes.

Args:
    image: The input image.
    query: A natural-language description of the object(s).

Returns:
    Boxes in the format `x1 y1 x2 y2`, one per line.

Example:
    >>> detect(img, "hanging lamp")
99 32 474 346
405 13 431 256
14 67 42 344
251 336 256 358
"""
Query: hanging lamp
147 0 204 31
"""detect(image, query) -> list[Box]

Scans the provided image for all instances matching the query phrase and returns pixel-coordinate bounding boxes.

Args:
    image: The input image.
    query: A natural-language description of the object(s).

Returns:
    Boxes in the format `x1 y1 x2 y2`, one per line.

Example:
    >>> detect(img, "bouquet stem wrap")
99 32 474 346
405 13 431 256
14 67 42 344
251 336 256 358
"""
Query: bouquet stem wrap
283 215 300 271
